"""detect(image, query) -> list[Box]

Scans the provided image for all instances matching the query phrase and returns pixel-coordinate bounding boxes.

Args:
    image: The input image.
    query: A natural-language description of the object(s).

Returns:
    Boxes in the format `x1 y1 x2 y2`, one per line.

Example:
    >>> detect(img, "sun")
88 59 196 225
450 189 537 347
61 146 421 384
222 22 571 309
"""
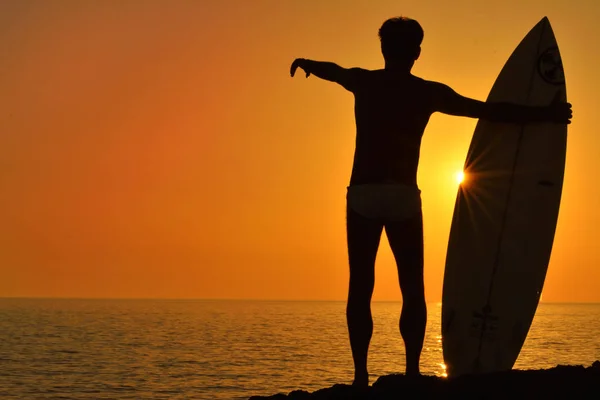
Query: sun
455 171 465 184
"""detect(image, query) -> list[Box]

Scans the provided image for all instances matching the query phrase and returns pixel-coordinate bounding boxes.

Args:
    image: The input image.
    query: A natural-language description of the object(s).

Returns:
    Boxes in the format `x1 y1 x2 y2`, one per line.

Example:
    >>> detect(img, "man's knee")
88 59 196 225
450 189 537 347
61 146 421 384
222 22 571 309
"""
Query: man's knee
349 276 375 298
399 268 424 295
400 283 426 306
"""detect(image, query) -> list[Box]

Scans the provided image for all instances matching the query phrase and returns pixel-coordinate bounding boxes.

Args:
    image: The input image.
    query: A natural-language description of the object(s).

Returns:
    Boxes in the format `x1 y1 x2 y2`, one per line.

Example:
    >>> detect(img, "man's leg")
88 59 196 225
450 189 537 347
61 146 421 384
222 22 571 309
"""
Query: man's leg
346 206 383 386
385 211 426 376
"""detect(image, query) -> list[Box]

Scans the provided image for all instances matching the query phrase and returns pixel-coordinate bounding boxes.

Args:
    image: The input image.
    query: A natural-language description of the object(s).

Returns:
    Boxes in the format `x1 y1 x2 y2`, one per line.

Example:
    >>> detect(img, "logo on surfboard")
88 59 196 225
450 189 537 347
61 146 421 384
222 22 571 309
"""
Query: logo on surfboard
470 305 498 341
538 46 565 85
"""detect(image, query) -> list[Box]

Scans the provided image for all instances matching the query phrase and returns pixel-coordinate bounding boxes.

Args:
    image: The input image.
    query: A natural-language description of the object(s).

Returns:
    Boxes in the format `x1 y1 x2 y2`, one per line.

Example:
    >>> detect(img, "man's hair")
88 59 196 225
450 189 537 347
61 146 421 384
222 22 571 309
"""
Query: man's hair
378 17 424 61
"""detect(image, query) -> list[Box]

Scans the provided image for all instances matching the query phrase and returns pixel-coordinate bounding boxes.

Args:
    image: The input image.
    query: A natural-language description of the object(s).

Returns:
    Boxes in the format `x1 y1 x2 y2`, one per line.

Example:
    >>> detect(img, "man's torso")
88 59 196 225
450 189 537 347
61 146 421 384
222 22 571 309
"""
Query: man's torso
349 69 435 187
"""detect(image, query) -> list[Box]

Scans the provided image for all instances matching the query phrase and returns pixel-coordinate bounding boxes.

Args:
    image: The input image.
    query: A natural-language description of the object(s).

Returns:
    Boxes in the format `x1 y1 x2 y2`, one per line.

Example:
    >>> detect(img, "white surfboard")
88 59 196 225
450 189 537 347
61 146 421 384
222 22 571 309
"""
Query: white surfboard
442 17 568 377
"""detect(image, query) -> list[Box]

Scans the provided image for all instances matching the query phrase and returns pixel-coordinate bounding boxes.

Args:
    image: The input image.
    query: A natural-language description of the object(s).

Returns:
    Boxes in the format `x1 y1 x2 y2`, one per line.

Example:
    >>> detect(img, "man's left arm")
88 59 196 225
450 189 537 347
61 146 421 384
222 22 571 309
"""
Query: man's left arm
429 82 572 124
290 58 362 92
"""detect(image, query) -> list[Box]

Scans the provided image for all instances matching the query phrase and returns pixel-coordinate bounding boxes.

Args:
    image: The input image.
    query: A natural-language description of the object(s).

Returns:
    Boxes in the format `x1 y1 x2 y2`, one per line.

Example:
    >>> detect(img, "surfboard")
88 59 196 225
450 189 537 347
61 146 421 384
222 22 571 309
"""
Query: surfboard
441 17 568 377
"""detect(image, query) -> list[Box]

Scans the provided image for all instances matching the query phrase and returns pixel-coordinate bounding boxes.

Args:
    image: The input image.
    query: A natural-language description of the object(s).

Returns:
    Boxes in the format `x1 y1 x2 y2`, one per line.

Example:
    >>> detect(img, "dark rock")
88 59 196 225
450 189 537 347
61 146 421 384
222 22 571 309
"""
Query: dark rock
288 389 312 399
249 362 600 399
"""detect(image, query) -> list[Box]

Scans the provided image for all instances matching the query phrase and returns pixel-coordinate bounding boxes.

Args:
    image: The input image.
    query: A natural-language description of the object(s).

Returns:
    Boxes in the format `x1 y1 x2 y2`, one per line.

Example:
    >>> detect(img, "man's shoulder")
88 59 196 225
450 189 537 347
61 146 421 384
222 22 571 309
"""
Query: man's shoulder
411 78 457 99
411 75 441 87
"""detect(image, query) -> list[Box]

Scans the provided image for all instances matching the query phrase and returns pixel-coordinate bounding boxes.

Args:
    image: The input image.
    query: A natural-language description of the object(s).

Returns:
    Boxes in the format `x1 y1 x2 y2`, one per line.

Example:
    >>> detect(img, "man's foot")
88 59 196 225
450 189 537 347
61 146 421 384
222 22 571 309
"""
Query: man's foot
405 367 421 378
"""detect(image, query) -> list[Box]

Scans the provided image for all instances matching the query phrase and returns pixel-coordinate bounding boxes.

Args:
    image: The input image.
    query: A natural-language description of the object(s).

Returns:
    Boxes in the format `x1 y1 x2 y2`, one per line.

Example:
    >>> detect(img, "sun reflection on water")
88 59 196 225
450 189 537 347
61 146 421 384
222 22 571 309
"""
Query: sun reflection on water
439 362 448 378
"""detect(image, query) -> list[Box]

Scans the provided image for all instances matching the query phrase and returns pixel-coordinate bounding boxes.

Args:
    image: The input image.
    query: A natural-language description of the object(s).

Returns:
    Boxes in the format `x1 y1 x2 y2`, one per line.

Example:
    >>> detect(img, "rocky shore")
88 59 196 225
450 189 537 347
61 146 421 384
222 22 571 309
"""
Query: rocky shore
249 361 600 399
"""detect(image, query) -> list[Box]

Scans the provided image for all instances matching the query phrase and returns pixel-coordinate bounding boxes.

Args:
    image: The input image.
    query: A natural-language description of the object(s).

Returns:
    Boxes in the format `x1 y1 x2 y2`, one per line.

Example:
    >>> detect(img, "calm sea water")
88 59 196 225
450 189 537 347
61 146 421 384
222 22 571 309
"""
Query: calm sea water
1 299 599 400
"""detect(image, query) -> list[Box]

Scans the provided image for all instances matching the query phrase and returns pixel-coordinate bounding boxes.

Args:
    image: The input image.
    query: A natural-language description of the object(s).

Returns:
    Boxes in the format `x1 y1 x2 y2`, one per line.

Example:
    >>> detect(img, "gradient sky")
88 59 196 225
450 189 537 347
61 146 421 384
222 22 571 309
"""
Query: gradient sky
1 0 599 302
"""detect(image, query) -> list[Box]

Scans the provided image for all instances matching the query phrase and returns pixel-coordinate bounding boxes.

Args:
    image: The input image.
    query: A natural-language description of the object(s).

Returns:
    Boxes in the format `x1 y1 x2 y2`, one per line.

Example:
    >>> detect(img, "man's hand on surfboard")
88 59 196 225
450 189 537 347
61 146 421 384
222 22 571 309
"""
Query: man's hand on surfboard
290 58 311 78
547 91 572 124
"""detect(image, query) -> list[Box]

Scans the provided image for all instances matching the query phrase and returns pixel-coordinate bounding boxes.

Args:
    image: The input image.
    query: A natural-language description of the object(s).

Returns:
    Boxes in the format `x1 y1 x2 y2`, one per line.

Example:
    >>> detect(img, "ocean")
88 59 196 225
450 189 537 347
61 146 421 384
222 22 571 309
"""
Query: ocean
1 299 599 400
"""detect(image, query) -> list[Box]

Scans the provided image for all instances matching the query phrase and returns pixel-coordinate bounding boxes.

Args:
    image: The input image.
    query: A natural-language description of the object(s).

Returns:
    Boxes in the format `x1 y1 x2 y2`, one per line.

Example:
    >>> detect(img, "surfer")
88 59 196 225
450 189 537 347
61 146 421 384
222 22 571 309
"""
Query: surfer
290 17 572 386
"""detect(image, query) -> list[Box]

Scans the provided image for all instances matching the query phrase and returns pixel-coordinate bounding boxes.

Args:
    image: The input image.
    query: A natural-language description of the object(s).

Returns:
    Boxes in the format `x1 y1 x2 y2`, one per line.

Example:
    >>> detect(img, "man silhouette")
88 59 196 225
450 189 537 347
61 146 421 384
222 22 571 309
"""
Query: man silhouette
290 17 572 386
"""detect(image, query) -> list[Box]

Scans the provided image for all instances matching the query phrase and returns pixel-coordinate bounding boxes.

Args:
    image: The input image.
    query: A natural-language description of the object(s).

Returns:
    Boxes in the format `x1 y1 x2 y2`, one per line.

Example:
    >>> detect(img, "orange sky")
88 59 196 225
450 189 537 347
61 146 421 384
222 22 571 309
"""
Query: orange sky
1 0 599 302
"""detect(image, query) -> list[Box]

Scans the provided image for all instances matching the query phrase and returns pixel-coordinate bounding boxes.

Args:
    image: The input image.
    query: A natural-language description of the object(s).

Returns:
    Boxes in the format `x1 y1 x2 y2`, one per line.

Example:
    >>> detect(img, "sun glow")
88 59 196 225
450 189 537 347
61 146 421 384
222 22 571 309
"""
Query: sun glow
455 171 465 184
439 363 448 378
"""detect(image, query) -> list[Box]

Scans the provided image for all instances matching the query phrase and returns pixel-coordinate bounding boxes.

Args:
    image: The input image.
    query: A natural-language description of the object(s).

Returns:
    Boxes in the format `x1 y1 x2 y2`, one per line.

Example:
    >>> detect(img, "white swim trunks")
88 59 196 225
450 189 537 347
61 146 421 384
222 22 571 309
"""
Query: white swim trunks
347 183 422 222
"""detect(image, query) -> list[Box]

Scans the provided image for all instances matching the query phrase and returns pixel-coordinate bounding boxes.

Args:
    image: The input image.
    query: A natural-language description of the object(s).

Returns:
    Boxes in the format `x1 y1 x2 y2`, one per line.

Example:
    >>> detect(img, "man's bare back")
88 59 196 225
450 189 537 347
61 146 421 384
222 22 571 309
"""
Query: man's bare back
349 70 433 186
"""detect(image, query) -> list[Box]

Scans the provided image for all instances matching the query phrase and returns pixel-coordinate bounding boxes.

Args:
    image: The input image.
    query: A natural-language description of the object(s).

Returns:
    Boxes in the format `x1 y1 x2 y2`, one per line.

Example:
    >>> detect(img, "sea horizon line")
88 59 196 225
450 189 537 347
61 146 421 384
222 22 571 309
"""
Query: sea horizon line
1 296 598 304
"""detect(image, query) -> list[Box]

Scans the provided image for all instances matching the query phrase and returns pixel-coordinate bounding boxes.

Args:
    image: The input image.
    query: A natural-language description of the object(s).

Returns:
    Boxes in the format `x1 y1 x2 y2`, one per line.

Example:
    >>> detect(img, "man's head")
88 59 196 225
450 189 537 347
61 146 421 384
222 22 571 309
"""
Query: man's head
379 17 423 65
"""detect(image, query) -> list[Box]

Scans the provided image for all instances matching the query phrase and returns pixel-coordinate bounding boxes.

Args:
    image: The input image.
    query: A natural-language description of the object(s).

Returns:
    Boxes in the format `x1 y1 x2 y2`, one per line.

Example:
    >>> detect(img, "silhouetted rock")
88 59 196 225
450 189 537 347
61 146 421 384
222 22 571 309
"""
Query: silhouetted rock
248 362 600 399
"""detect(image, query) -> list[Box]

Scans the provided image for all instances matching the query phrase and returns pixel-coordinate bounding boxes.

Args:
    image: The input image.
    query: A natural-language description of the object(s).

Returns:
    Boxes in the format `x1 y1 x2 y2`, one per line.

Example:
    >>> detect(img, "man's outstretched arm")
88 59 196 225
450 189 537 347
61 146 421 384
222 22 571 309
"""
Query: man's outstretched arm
290 58 361 92
430 82 572 124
